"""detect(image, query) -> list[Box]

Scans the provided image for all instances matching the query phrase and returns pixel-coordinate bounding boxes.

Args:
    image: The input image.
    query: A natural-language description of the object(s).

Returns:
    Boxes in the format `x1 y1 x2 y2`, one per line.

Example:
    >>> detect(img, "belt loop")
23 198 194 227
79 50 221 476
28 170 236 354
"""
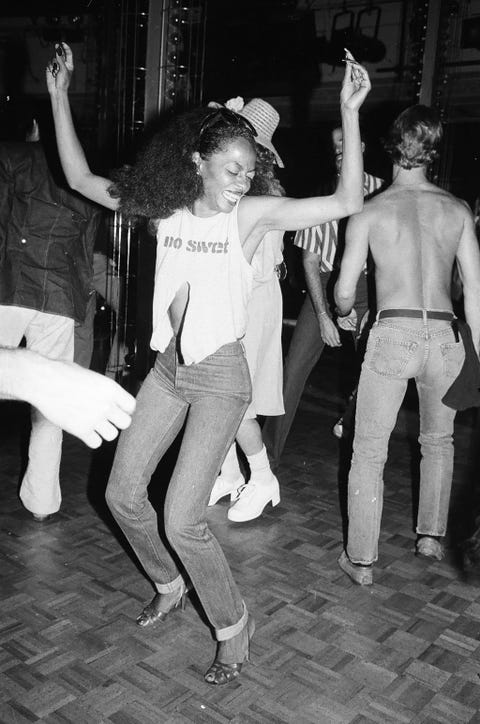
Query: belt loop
422 309 429 339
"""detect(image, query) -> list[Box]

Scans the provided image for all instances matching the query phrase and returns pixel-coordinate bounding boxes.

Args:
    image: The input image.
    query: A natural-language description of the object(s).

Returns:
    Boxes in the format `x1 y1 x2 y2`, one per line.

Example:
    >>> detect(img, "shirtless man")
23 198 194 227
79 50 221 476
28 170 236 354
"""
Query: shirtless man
333 105 480 585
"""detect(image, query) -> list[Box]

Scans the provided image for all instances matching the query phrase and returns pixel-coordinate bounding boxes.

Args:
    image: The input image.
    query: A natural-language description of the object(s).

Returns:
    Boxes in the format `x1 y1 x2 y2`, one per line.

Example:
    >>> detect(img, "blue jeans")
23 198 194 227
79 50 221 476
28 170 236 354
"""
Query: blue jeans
346 313 465 565
263 271 369 467
106 336 251 639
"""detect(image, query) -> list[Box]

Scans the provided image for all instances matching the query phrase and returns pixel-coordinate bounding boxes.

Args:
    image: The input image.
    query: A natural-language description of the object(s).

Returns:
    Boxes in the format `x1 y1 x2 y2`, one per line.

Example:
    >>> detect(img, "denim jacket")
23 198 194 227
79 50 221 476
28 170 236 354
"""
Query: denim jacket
0 142 101 323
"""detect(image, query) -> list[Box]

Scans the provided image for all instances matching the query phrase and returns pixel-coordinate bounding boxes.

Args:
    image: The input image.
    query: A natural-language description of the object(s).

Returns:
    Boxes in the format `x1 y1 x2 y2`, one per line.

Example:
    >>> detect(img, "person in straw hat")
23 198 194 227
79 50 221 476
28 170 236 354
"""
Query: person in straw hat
208 97 285 521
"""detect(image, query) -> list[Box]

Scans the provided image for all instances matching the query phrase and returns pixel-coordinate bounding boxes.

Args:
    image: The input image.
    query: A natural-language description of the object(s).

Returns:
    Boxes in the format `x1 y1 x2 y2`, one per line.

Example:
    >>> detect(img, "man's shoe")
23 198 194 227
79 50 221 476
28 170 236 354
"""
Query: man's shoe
208 474 244 506
227 475 280 522
416 536 444 561
32 513 53 522
338 550 373 585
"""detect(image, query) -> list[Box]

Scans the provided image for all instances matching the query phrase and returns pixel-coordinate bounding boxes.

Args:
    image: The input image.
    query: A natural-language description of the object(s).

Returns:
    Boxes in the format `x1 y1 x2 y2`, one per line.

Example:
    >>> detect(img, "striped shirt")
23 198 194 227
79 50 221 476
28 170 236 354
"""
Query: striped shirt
294 173 384 271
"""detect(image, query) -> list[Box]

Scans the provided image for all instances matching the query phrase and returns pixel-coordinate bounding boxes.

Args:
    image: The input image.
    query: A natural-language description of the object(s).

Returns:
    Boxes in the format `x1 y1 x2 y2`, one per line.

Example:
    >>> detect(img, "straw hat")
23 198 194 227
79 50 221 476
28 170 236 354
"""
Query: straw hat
238 98 284 168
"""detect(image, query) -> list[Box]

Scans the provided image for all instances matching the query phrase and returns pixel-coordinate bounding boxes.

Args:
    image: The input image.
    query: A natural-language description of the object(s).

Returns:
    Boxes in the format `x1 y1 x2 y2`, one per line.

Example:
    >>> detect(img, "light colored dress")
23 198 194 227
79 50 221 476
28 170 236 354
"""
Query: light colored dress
242 229 284 419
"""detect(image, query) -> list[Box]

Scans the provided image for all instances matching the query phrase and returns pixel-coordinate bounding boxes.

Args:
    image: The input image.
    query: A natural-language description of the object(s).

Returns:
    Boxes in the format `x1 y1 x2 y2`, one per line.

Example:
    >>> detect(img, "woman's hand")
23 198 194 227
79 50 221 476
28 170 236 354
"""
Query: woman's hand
340 49 371 112
46 42 74 94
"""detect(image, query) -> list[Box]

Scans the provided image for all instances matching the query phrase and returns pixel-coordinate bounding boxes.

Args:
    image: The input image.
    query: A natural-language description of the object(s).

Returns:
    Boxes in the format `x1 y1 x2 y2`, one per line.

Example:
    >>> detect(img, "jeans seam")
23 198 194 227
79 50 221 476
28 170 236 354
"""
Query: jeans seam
170 396 249 631
125 402 188 582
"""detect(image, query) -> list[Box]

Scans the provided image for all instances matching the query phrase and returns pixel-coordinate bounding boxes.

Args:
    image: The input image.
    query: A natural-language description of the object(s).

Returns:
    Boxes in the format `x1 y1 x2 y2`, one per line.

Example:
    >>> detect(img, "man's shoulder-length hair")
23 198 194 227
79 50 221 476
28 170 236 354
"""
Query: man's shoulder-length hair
383 104 443 169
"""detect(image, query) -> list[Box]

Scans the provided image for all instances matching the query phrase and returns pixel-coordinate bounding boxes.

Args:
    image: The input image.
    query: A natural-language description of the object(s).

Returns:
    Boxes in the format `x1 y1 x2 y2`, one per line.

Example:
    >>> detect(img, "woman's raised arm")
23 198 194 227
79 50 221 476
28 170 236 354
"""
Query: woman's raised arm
46 43 119 210
239 52 371 254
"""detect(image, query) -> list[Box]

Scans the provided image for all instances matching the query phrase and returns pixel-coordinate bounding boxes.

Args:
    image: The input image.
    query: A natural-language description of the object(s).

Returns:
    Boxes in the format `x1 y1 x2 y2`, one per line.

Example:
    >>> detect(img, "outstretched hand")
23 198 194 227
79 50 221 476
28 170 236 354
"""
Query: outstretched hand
29 356 136 449
340 49 371 112
46 42 74 94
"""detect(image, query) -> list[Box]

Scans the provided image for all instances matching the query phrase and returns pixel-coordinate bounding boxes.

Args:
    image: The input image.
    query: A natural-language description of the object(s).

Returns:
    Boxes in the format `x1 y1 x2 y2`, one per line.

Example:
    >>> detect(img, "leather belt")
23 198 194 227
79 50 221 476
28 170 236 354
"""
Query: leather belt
378 309 454 321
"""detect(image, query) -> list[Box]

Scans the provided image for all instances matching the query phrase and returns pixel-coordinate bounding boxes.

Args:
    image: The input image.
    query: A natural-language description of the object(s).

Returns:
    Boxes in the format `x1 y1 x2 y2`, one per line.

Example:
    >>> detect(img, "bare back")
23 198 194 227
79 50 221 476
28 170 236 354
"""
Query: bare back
364 182 467 310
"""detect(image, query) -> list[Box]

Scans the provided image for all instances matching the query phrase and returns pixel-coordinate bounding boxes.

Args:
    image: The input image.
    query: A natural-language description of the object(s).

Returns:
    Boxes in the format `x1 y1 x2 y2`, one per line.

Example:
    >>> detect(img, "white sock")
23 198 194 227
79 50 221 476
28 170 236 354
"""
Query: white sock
219 443 241 481
246 445 273 486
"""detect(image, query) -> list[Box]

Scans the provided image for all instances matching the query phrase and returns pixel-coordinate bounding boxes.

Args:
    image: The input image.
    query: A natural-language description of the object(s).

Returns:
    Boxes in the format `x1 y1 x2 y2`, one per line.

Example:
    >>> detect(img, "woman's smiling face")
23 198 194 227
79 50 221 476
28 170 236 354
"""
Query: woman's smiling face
193 137 256 216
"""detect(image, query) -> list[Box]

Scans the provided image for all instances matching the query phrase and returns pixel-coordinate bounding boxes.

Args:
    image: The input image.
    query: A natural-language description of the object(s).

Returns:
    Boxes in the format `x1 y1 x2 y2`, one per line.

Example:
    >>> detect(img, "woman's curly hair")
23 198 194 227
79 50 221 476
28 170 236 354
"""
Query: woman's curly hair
108 108 259 221
248 144 285 198
383 105 443 170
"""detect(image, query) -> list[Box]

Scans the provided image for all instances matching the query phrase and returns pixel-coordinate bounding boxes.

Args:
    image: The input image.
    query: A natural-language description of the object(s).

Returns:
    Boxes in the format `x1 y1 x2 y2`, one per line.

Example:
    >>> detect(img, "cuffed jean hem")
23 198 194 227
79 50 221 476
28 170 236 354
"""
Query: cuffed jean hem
216 601 248 641
416 528 445 538
347 552 376 566
154 574 184 594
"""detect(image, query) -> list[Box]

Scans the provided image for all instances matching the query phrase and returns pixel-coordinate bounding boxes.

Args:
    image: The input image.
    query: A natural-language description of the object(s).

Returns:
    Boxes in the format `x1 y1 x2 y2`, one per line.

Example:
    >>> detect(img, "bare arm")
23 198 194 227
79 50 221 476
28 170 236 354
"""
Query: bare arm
303 250 341 347
239 58 370 253
334 211 369 316
46 44 118 210
455 208 480 353
0 348 135 448
272 108 364 229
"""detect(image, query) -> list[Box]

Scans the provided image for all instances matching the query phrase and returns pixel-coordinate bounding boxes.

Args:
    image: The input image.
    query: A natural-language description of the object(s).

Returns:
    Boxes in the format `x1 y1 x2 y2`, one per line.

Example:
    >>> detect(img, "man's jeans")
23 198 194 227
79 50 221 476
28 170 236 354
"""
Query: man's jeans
347 314 465 565
0 305 74 515
106 337 251 639
263 271 369 467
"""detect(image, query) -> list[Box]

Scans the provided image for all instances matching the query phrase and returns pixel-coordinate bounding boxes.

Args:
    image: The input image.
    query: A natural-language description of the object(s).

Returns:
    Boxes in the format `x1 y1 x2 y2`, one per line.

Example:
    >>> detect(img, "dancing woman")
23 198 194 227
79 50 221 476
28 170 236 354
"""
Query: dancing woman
46 44 370 685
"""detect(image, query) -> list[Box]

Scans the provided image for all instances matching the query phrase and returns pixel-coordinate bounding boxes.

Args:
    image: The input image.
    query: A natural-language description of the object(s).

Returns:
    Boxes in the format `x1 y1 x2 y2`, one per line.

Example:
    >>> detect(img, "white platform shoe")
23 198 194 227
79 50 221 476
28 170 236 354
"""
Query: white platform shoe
227 474 280 522
208 474 244 506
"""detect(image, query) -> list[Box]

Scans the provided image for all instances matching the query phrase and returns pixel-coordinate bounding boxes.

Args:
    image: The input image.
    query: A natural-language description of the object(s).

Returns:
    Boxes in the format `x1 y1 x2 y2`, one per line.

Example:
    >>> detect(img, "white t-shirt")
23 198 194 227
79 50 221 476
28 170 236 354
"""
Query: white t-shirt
151 203 254 365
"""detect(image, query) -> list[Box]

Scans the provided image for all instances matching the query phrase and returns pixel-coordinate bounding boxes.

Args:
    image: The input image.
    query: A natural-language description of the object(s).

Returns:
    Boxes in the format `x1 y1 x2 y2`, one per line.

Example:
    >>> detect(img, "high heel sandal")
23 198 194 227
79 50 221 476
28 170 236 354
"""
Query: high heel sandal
204 616 255 685
136 581 189 627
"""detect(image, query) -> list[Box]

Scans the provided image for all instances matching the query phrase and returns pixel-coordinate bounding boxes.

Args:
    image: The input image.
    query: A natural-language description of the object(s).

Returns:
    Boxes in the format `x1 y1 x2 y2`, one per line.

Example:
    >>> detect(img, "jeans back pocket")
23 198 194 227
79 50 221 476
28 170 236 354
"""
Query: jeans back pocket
366 331 418 378
440 340 465 379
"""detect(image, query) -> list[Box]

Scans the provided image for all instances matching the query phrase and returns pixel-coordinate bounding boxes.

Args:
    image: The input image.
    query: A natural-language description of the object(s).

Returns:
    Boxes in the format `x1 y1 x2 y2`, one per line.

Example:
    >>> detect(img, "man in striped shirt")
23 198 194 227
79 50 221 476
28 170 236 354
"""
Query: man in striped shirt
263 126 383 468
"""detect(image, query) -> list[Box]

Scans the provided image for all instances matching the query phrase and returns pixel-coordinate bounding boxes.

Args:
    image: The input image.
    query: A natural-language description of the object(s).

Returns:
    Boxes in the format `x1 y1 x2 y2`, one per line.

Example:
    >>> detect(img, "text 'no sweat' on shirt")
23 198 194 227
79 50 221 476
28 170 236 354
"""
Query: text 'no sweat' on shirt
163 235 230 254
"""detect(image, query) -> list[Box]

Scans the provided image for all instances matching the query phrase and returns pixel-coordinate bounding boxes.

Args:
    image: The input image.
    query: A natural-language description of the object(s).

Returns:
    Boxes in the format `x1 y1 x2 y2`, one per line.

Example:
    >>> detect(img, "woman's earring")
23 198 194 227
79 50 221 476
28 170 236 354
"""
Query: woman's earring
196 166 201 176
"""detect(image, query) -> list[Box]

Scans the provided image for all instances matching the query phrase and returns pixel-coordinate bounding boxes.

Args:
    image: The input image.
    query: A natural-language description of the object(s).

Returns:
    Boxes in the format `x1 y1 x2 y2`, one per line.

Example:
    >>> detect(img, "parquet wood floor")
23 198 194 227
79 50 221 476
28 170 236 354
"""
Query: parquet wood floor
1 348 480 723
